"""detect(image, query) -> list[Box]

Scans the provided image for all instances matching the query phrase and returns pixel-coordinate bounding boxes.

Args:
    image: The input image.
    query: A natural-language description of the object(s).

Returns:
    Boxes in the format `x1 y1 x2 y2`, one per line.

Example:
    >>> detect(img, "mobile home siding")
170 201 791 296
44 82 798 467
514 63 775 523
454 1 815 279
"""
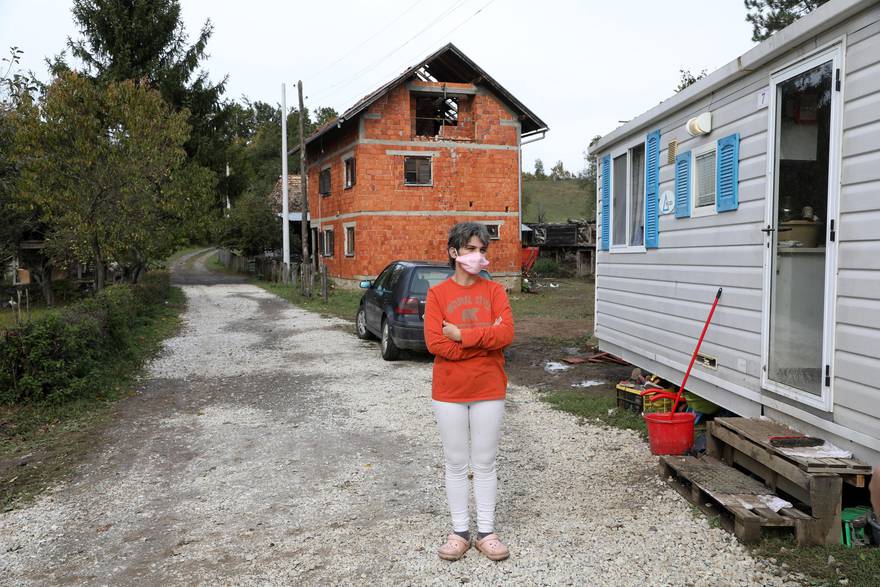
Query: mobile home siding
595 3 880 462
833 15 880 442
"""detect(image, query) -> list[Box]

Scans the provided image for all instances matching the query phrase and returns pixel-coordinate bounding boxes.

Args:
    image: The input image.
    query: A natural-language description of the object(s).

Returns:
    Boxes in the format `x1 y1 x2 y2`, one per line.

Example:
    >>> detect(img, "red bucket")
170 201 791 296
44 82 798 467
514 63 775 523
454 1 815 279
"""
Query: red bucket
644 412 696 455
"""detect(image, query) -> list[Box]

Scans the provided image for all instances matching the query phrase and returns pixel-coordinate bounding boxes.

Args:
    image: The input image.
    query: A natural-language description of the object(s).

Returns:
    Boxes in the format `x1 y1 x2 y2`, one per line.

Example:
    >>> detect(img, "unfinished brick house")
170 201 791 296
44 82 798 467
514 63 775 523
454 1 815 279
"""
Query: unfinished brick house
302 43 548 290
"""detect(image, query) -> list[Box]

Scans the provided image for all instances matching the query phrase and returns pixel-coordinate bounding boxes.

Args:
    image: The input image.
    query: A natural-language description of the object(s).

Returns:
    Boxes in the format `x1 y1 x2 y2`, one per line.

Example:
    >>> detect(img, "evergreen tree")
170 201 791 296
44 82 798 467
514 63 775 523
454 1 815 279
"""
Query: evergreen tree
744 0 830 42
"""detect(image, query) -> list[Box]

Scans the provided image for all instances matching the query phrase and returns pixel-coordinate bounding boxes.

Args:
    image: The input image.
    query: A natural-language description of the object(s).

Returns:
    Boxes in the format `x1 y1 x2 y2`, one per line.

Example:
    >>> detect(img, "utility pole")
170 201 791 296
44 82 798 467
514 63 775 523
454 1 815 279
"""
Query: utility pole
280 83 290 281
298 80 311 297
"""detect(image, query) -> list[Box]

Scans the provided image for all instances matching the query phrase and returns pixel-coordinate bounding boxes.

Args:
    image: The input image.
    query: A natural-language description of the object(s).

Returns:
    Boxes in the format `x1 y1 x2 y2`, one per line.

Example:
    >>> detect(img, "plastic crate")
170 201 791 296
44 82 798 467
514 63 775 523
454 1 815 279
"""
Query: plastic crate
615 383 642 413
615 383 674 414
841 506 872 548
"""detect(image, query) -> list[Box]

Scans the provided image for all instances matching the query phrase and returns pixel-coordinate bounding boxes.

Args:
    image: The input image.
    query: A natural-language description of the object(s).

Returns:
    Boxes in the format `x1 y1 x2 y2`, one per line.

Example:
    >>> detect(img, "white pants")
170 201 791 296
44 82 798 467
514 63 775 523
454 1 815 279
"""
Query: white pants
432 399 505 533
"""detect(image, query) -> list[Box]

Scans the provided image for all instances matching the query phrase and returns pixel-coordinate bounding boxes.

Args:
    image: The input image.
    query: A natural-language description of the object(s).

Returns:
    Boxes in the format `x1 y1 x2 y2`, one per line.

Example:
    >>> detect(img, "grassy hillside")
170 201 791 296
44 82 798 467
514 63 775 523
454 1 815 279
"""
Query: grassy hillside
522 178 595 223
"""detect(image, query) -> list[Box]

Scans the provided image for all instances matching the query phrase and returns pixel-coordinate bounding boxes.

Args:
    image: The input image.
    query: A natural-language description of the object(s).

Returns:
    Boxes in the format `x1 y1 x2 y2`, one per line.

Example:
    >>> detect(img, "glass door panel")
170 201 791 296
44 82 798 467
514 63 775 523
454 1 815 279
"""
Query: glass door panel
767 60 833 396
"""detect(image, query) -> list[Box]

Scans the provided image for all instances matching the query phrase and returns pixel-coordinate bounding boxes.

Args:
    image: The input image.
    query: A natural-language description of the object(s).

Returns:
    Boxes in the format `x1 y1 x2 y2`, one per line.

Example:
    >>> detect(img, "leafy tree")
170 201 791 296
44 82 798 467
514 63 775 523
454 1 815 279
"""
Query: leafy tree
58 0 227 219
550 160 572 181
675 68 708 93
219 191 282 256
15 72 207 290
744 0 830 42
580 135 602 220
533 158 546 179
226 100 338 206
1 48 43 290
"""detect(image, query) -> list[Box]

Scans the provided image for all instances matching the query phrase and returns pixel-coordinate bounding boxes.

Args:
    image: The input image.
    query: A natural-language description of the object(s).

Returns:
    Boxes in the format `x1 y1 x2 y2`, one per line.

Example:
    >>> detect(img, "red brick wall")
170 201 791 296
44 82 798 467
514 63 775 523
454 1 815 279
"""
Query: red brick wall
318 215 520 280
307 80 522 285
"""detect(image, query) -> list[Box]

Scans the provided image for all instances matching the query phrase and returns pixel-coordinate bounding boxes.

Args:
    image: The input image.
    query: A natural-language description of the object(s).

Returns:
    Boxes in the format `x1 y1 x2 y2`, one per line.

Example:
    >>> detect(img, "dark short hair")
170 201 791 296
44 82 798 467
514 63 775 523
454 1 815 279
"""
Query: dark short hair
447 222 490 268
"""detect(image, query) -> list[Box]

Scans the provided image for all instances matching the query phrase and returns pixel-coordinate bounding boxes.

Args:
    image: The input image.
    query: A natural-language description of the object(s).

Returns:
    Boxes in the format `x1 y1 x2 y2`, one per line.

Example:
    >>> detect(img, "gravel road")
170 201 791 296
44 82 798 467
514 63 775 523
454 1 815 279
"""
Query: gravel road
0 249 801 586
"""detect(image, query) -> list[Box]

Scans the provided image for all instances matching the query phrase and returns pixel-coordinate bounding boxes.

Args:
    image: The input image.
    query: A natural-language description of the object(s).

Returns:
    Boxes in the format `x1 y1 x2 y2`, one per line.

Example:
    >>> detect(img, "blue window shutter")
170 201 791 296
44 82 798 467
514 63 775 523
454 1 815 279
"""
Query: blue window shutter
674 151 692 219
716 133 740 212
600 154 611 250
644 130 661 248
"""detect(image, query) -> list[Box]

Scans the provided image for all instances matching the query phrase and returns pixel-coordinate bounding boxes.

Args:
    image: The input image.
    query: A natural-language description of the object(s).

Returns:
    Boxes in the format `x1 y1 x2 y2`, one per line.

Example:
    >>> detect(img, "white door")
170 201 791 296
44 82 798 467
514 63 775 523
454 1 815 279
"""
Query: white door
761 45 842 411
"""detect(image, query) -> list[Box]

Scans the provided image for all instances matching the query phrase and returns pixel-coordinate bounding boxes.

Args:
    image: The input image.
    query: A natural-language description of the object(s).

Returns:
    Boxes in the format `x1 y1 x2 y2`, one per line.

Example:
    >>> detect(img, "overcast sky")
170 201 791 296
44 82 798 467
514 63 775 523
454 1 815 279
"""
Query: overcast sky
2 0 756 172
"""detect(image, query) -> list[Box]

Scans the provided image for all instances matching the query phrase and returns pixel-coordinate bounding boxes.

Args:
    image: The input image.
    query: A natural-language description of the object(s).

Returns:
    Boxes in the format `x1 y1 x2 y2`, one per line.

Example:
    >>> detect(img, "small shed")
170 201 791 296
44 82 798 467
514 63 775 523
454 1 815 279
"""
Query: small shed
591 0 880 463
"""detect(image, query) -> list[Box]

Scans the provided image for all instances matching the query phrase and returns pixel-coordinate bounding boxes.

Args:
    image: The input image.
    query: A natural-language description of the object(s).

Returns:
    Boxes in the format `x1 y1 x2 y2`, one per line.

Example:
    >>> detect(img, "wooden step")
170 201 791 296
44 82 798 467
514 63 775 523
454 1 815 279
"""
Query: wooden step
715 417 872 477
659 455 816 545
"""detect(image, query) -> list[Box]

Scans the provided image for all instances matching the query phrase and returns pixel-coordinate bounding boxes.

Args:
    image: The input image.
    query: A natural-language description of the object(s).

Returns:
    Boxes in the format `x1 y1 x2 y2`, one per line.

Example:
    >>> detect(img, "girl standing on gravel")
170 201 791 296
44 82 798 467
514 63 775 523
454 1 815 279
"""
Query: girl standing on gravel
423 222 515 562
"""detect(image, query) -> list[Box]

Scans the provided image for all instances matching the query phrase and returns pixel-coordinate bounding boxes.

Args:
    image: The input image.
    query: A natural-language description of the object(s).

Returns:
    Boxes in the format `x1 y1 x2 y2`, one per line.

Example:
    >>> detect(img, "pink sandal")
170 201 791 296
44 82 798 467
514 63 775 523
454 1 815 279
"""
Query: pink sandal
475 533 509 561
437 533 471 561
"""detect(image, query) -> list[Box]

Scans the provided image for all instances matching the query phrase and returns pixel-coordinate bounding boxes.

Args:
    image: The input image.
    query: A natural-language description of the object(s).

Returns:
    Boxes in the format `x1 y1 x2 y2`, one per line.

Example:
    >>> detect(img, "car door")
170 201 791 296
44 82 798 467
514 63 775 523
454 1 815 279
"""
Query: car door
365 265 394 332
379 264 407 322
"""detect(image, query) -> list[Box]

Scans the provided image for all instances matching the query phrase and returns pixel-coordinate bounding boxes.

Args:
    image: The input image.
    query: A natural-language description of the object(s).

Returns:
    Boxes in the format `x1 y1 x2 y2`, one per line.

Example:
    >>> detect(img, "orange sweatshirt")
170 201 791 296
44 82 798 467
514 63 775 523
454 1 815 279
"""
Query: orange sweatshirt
424 276 515 403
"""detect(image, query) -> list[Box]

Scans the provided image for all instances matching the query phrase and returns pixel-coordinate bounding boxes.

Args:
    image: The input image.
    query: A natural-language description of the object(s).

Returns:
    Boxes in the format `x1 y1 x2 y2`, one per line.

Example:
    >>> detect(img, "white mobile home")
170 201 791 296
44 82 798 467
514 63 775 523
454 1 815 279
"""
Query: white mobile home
592 0 880 463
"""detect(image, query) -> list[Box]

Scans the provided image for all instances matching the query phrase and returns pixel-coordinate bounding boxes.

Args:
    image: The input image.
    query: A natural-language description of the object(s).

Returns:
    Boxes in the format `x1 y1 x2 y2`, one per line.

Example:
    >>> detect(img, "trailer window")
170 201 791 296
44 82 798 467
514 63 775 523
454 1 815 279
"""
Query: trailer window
695 150 716 209
629 144 645 246
611 143 647 249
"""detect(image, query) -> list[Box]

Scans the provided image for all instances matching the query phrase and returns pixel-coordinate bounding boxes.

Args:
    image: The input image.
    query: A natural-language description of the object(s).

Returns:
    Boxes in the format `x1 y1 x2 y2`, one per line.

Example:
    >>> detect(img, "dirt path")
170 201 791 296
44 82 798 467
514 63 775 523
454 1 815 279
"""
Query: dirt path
0 251 797 586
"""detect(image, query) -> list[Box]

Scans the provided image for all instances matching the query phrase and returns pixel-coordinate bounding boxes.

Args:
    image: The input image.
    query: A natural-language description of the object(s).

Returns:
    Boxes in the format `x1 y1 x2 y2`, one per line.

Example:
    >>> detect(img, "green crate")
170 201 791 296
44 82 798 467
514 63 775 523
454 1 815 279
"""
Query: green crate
841 506 872 548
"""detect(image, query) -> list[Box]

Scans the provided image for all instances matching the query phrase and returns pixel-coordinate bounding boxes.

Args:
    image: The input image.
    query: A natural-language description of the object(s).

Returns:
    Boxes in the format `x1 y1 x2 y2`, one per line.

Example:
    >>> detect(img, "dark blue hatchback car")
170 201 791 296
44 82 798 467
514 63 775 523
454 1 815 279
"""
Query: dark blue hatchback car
356 260 489 360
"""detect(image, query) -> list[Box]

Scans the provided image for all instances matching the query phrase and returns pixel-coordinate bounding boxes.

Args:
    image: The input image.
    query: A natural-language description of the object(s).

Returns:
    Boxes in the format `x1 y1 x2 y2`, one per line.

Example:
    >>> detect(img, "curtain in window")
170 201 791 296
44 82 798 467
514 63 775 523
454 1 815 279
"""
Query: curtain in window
629 145 645 246
612 155 627 246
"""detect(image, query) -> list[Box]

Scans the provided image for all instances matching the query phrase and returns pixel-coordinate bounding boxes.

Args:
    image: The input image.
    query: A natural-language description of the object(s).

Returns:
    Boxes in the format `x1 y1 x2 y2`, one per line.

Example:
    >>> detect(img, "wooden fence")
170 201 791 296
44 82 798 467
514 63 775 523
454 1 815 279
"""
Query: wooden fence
216 249 295 283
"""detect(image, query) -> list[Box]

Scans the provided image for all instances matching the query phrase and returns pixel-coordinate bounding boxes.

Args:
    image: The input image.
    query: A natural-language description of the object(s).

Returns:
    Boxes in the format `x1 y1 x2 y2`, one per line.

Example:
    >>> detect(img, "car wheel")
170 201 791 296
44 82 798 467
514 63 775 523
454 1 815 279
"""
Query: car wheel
356 307 374 340
381 318 400 361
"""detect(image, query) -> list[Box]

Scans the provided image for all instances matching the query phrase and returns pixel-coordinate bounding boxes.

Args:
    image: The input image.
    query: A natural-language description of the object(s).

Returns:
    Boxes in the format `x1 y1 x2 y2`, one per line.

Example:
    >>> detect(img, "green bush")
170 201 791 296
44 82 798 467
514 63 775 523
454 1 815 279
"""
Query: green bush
0 272 171 404
532 258 569 278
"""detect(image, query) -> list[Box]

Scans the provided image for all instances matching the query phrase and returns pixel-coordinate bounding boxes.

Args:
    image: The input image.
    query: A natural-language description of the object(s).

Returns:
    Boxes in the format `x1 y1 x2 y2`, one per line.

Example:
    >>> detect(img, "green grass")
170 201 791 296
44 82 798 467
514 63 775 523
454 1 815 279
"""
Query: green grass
259 281 363 323
753 536 880 586
166 245 208 267
509 278 594 321
0 286 186 510
543 389 647 437
522 178 593 223
0 306 58 331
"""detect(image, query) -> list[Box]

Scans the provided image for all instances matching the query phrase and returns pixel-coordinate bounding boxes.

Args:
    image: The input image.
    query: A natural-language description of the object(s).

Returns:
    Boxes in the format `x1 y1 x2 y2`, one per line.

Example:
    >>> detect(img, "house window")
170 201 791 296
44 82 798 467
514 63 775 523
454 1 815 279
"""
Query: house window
414 94 458 137
319 167 331 195
404 156 432 185
322 228 334 257
344 157 356 189
483 224 500 240
694 148 717 213
344 225 355 256
610 143 646 249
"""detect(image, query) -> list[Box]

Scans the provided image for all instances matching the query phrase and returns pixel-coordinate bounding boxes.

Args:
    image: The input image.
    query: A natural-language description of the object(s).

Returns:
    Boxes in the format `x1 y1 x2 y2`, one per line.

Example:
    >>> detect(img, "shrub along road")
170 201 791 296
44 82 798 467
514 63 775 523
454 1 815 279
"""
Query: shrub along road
0 250 797 585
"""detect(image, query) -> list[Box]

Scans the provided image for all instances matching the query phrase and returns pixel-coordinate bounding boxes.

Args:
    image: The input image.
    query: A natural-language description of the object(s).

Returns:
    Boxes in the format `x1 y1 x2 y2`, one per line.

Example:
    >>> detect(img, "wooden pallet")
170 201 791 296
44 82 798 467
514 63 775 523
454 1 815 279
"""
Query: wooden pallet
715 417 872 479
706 417 875 544
659 455 815 544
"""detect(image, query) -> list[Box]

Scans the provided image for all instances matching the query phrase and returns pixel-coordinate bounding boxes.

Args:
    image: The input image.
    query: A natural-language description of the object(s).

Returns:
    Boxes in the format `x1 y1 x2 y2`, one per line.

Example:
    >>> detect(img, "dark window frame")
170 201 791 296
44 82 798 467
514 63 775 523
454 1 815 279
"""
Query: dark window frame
344 225 355 257
404 156 432 186
319 167 331 196
344 157 356 189
322 227 334 257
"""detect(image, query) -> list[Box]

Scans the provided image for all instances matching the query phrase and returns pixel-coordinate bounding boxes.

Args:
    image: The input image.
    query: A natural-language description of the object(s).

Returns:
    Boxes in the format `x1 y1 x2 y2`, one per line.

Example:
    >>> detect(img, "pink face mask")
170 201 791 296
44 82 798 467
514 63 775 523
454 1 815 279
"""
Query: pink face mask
455 251 489 275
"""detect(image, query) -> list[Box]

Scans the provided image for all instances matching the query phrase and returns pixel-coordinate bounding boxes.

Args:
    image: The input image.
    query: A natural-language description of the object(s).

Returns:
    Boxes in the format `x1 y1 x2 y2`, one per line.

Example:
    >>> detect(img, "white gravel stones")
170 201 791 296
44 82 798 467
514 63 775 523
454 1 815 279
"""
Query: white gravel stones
0 261 801 586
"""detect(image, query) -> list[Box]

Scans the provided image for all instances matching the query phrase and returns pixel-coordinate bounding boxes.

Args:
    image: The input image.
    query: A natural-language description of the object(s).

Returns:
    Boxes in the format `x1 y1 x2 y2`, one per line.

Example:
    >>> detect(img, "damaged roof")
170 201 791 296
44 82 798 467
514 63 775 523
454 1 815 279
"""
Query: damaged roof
299 43 548 151
268 174 303 213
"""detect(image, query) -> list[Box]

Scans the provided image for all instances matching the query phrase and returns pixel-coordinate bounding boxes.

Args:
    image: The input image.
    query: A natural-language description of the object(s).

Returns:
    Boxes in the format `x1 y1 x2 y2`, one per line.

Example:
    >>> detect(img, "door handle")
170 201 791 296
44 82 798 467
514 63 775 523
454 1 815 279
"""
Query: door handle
760 224 775 235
